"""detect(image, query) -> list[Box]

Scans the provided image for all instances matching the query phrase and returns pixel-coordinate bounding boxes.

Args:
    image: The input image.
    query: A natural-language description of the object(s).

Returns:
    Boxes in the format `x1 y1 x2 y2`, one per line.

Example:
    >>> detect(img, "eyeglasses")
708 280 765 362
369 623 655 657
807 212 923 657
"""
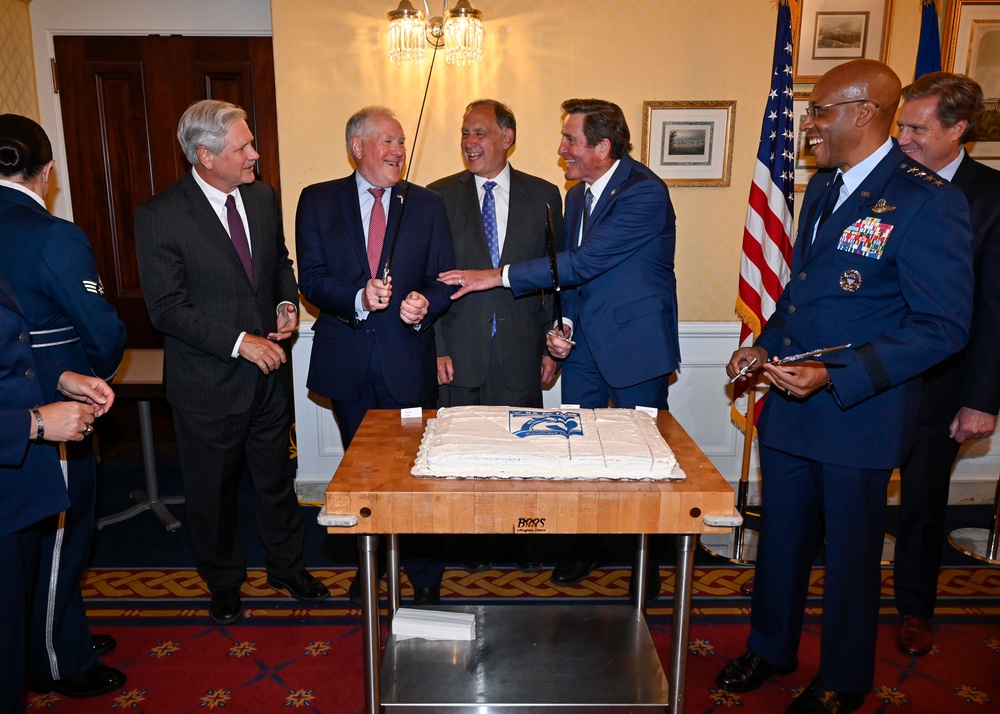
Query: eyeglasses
804 99 880 118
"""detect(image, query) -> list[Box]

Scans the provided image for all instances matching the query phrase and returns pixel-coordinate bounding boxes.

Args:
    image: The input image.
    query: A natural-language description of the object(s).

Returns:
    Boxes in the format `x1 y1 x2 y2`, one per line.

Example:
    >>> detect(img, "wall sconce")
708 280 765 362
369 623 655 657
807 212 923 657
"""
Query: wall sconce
386 0 483 67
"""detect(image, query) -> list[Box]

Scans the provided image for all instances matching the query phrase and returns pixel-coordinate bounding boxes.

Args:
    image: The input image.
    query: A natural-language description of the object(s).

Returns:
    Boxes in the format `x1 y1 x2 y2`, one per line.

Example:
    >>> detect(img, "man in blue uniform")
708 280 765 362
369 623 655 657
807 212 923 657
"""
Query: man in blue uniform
719 60 973 713
0 114 127 698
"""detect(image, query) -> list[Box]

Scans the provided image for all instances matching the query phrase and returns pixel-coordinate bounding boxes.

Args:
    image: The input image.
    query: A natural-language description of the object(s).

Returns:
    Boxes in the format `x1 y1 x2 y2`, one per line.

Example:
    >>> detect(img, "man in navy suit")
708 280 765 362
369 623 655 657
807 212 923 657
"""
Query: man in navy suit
440 98 679 591
137 100 329 627
0 267 115 713
721 60 973 713
296 106 456 603
892 72 1000 658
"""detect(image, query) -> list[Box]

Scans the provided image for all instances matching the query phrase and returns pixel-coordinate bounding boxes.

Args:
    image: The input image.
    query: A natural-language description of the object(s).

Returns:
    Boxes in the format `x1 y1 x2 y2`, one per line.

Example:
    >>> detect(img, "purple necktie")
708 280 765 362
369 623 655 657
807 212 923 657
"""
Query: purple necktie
225 194 253 284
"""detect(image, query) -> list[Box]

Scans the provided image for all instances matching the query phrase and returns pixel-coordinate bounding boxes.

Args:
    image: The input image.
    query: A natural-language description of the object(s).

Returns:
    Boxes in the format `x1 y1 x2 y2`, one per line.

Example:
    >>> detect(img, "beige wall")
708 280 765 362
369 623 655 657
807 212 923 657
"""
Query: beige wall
0 0 38 119
273 0 922 322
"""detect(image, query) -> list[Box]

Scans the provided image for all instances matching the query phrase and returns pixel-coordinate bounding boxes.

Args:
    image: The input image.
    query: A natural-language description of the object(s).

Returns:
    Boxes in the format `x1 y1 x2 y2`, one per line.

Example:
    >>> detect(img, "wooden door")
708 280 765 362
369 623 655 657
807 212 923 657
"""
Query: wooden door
53 35 281 347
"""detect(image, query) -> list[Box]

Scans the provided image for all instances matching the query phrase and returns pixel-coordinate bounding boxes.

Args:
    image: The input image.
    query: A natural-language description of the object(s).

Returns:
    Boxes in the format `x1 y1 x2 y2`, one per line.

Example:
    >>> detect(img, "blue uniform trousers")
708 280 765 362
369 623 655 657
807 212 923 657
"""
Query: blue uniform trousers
749 446 891 693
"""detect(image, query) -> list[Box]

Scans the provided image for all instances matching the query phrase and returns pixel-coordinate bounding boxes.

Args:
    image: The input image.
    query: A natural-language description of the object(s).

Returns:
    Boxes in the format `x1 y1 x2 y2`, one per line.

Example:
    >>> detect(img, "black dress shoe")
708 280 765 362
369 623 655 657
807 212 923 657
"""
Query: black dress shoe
787 682 865 713
267 570 331 602
715 648 797 692
29 663 126 698
550 559 598 586
91 633 116 657
462 560 491 573
628 565 662 604
515 561 542 573
209 586 243 624
412 586 441 606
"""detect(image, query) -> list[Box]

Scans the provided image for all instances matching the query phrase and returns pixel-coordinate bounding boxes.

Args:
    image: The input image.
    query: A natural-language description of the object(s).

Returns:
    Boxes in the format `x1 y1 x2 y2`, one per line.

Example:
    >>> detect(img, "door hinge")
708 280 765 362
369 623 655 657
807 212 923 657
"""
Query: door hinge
50 58 59 94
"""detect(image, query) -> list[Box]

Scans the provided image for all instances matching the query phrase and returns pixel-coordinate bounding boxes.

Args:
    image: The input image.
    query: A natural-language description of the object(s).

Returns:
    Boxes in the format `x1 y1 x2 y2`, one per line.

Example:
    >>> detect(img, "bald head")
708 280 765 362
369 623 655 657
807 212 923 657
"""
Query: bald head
804 59 902 172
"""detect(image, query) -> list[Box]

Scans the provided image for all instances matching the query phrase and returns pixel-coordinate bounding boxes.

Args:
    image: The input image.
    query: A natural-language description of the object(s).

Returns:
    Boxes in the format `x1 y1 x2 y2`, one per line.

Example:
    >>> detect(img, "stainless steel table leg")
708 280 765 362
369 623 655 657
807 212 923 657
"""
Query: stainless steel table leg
387 534 401 617
359 534 381 714
670 534 695 713
633 533 649 614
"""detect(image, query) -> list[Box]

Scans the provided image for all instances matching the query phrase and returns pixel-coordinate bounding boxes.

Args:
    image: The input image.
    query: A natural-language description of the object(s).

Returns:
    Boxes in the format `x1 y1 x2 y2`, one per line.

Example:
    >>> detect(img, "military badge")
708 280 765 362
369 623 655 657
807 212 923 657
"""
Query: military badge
82 278 105 296
840 270 862 292
837 217 892 259
870 199 895 213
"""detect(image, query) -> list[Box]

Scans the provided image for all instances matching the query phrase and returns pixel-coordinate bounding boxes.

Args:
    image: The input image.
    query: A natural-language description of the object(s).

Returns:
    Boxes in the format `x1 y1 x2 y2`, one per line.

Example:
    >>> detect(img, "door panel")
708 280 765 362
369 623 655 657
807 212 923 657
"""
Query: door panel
54 35 280 347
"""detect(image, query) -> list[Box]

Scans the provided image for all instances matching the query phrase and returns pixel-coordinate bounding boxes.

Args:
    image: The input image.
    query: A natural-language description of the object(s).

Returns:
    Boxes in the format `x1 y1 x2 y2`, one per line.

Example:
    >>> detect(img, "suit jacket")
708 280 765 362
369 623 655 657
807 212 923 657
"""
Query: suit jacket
295 174 456 405
756 144 974 469
0 274 69 538
428 167 562 391
0 186 125 380
135 172 298 414
917 153 1000 423
507 155 680 388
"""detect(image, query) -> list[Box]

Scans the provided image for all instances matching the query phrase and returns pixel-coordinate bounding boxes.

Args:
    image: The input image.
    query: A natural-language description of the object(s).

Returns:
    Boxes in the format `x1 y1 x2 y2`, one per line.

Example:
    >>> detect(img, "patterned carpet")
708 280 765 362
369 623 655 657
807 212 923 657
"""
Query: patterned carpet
20 565 1000 713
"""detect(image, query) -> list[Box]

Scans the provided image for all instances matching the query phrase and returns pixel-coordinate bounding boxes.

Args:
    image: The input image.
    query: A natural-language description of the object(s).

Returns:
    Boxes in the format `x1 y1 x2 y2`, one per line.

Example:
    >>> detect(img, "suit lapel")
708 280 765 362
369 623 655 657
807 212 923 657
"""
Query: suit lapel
240 184 265 286
0 269 23 315
340 174 369 274
182 175 252 284
579 156 632 243
459 171 494 266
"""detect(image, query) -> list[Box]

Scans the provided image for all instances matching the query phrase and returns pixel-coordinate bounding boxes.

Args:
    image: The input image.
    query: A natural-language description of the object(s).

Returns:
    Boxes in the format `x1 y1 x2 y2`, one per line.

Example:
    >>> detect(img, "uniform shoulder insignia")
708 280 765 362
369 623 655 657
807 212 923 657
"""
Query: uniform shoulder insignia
898 162 947 188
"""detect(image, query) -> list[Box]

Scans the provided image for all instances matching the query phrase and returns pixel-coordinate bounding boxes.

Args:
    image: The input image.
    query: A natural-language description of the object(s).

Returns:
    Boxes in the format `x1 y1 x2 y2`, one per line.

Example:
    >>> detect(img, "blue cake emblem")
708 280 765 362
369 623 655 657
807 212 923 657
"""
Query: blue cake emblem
508 410 583 439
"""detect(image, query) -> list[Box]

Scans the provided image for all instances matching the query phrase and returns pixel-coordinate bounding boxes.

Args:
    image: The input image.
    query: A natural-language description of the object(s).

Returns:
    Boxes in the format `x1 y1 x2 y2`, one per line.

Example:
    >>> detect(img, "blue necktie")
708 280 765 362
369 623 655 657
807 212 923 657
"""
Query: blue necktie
581 187 594 245
482 181 499 337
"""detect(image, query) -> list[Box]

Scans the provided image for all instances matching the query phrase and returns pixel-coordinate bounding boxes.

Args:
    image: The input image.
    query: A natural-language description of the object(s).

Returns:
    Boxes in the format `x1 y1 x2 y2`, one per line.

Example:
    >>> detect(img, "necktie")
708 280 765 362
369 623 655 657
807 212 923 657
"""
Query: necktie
482 180 499 338
482 181 500 269
817 173 843 230
581 187 594 245
225 194 253 284
367 187 386 279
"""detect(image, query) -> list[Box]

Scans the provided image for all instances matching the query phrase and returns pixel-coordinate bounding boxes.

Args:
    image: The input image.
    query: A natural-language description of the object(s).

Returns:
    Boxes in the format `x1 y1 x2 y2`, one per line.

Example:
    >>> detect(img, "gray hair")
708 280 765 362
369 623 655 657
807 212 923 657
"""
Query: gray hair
345 106 398 152
177 100 247 165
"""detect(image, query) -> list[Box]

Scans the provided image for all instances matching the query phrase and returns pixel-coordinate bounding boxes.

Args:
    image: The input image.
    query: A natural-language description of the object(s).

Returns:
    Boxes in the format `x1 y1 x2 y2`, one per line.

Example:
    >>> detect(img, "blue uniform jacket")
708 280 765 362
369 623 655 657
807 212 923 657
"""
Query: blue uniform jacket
756 145 974 469
0 276 69 538
0 186 126 380
507 155 680 389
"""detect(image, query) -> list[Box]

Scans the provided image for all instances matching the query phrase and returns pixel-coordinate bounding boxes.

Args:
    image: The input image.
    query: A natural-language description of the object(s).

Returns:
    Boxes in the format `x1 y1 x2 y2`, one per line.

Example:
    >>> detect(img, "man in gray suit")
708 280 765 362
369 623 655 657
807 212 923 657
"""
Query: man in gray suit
427 99 563 580
136 100 328 626
429 99 562 407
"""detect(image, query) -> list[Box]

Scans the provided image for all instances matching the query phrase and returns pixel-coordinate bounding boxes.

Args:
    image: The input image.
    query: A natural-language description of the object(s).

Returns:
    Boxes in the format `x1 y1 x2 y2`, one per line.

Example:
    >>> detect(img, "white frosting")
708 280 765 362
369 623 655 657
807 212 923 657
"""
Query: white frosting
412 406 682 481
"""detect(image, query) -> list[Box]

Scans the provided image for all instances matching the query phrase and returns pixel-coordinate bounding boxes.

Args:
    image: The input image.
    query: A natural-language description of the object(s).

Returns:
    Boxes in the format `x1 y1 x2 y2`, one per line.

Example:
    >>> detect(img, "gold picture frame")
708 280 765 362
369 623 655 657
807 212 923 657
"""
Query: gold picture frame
792 91 818 192
793 0 894 83
943 0 1000 166
640 100 736 187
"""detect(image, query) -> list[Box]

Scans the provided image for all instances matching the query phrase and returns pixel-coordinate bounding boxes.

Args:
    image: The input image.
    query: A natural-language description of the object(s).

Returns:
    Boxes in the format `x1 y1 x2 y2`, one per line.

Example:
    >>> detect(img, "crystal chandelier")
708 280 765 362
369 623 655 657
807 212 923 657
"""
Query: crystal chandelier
386 0 483 66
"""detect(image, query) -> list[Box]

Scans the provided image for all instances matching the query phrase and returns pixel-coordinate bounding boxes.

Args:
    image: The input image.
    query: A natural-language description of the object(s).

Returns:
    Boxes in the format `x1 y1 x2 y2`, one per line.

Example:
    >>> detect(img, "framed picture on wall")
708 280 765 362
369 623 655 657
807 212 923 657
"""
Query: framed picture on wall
793 0 894 82
944 0 1000 166
640 100 736 187
793 92 818 192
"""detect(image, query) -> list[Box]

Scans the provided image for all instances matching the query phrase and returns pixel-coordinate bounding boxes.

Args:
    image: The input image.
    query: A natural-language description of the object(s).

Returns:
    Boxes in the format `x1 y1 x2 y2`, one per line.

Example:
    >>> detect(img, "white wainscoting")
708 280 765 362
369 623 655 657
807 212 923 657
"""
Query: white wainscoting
292 321 998 505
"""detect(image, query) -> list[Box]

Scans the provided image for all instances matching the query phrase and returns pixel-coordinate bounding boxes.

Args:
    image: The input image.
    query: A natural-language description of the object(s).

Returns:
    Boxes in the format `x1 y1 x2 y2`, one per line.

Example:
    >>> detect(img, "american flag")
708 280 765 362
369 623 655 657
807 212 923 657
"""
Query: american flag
732 0 795 431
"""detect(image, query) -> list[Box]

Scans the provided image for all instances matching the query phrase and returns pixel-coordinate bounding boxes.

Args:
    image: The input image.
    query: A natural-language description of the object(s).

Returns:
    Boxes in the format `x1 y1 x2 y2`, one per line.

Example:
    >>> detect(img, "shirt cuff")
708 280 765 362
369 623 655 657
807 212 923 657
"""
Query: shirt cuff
502 264 511 288
355 289 370 321
232 331 247 358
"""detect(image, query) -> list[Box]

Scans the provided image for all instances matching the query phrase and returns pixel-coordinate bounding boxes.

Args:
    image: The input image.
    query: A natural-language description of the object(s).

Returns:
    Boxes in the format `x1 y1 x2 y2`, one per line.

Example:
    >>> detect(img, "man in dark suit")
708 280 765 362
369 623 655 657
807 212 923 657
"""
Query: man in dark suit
427 99 562 581
429 99 562 408
136 100 329 627
0 265 114 713
295 106 456 603
0 113 127 698
892 72 1000 658
440 98 680 591
721 60 973 714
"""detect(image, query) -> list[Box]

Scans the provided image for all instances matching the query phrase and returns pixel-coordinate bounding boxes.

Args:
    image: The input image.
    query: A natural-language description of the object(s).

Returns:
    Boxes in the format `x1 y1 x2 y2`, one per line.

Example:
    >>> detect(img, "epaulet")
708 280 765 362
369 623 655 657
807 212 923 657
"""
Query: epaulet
897 161 947 188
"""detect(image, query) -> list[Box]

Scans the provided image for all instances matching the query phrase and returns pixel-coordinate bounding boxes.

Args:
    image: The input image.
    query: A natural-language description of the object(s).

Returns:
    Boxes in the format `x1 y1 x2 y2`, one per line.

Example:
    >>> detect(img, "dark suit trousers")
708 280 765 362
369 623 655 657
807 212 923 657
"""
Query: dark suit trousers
172 367 305 593
441 339 543 408
561 323 669 409
29 450 98 682
2 524 40 714
894 422 961 618
750 446 891 694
